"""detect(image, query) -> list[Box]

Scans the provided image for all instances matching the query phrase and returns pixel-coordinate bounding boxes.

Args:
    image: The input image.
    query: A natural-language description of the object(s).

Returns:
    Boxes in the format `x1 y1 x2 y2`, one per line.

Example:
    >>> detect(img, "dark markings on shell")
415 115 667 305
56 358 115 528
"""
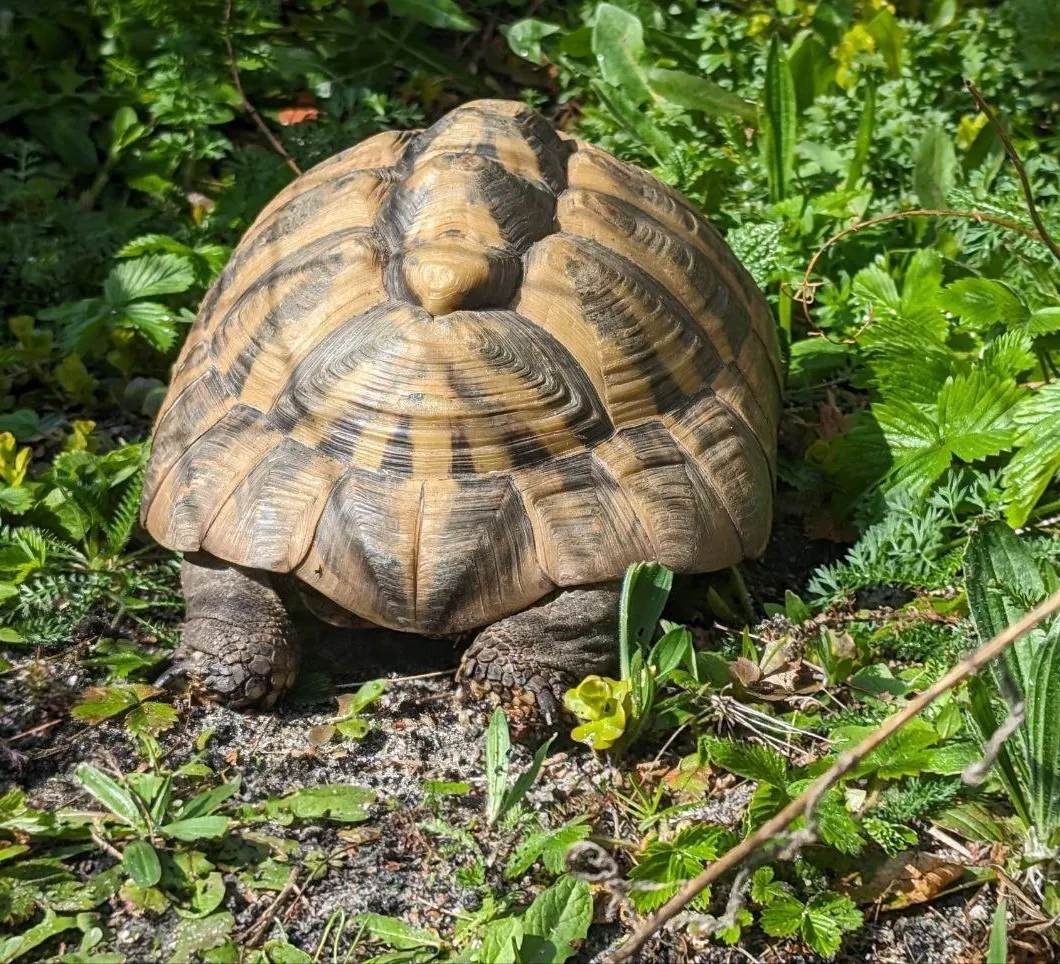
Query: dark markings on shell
559 239 720 415
424 477 542 633
215 233 362 396
378 414 414 477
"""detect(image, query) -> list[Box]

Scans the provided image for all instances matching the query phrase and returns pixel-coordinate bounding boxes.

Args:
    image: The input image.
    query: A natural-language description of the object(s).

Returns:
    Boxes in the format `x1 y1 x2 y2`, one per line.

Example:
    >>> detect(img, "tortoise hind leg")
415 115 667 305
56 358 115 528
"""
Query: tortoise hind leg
161 554 300 708
457 585 621 726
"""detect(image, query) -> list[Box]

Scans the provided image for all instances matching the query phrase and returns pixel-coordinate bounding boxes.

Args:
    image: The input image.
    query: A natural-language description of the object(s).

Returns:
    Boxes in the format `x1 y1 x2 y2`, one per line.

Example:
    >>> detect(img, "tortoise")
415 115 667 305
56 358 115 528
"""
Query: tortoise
141 99 782 721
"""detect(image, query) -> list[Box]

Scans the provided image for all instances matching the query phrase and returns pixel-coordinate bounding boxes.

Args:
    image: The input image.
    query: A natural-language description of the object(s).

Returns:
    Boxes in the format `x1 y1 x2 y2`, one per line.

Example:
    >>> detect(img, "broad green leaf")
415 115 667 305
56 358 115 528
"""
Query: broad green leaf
171 911 234 963
257 939 312 963
852 264 900 315
335 717 369 740
965 521 1046 695
784 590 811 624
913 126 956 209
788 28 835 110
273 785 375 823
591 4 650 104
122 840 161 888
522 875 593 960
899 249 945 328
485 708 511 825
103 255 194 304
385 0 478 32
932 801 1017 844
982 330 1036 380
75 765 145 830
650 626 692 681
844 83 875 190
119 301 178 352
759 895 804 937
0 909 81 963
1026 619 1060 833
866 7 903 75
762 35 797 202
502 733 555 813
352 913 440 950
987 899 1007 964
180 780 240 820
939 278 1029 330
339 678 386 716
849 664 908 697
877 371 1022 495
803 893 862 959
751 866 790 905
590 80 674 163
812 787 865 855
160 816 230 841
703 738 789 789
126 700 179 736
787 336 851 383
504 818 591 879
647 68 751 116
72 685 157 723
1001 383 1060 526
964 676 1032 827
618 562 673 679
503 19 561 64
478 917 523 963
1029 306 1060 334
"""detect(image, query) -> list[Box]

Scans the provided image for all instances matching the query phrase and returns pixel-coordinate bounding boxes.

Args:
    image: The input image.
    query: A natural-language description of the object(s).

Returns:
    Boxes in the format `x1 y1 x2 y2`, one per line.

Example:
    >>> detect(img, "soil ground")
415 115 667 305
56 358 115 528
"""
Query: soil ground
0 522 1001 961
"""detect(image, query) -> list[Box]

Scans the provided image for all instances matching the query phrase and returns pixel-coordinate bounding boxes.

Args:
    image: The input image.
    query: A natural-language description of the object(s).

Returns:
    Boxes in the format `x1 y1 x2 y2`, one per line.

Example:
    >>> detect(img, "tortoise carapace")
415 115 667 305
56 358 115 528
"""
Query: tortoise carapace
141 99 782 719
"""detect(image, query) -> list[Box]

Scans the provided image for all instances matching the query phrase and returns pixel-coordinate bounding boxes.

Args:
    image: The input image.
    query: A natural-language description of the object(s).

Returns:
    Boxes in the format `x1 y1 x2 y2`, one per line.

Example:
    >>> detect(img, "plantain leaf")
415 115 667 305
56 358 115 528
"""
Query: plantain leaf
1026 619 1060 834
965 521 1045 694
485 708 510 825
844 83 875 191
75 764 145 831
590 81 674 163
762 34 797 202
647 67 752 116
913 126 956 209
591 4 650 104
123 840 161 888
618 562 673 679
987 899 1007 964
385 0 478 32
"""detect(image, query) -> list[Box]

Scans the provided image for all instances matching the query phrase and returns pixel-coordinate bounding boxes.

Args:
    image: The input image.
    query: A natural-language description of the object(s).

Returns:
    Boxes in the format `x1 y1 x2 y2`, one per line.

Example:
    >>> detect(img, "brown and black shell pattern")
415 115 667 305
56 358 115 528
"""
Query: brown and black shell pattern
141 99 783 637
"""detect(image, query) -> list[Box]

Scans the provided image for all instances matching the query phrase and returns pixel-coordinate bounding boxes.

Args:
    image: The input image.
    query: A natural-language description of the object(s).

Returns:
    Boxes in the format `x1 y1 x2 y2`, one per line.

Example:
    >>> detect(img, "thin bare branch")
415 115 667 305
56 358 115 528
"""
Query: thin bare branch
222 0 301 177
964 79 1060 266
797 208 1046 329
611 587 1060 962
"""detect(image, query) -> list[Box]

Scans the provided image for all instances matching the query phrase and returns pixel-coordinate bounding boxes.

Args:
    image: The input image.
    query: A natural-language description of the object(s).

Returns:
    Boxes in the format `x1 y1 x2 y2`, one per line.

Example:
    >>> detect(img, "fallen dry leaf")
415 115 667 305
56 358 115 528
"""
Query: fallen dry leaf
277 105 320 125
842 851 966 910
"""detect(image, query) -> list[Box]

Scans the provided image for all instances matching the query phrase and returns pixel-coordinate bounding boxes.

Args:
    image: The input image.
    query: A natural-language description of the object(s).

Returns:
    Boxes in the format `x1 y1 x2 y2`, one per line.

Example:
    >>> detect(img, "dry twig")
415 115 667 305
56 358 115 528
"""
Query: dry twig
611 587 1060 961
964 79 1060 266
241 867 300 947
222 0 301 176
798 82 1059 330
797 208 1045 327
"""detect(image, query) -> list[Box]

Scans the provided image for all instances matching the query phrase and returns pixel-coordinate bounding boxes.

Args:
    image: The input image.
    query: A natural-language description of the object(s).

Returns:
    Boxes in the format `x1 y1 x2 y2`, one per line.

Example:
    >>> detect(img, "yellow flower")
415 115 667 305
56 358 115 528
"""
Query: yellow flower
563 675 632 752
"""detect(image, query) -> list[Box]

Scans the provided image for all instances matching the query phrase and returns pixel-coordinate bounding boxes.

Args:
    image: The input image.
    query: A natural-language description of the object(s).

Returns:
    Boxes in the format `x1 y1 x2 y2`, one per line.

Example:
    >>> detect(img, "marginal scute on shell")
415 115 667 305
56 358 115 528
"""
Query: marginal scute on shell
142 99 782 636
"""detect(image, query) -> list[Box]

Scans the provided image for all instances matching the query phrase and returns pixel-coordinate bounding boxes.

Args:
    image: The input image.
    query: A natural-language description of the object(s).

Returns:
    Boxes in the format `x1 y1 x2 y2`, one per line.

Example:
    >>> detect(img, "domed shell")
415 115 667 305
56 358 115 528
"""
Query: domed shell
141 99 782 636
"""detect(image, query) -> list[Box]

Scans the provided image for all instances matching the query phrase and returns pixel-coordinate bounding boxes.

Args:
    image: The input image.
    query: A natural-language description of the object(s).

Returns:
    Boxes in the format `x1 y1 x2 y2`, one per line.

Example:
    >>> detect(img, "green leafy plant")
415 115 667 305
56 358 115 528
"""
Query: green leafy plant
751 868 863 960
485 709 555 826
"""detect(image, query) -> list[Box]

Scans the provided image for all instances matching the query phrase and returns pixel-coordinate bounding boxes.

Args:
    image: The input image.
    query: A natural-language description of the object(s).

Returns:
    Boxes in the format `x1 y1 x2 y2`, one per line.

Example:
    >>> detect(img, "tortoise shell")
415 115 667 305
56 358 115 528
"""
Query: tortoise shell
141 99 782 636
